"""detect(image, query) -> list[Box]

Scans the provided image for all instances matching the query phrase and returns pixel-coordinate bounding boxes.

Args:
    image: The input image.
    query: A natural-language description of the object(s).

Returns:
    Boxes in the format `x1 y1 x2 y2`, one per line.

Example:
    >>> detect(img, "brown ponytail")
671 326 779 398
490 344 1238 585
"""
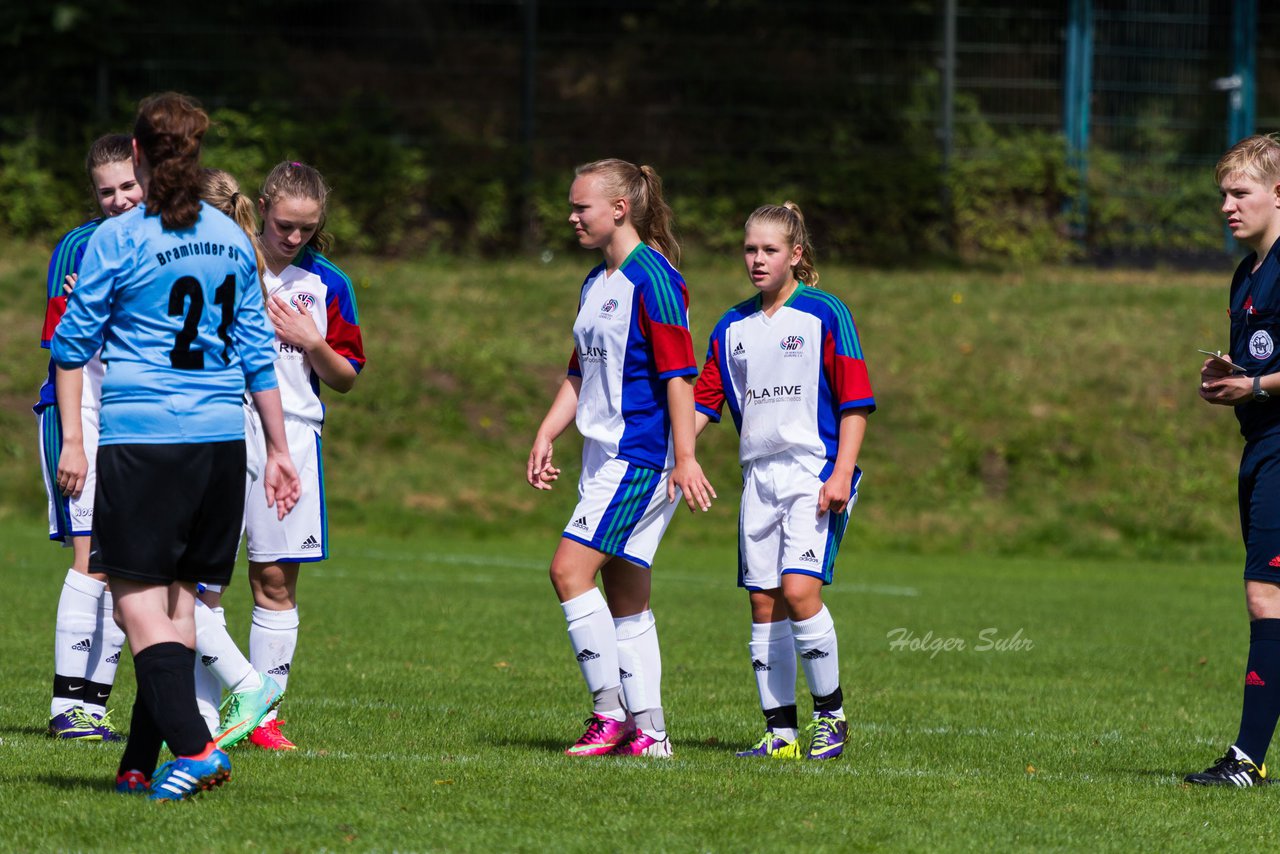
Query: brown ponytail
133 92 208 231
575 158 681 266
745 201 819 287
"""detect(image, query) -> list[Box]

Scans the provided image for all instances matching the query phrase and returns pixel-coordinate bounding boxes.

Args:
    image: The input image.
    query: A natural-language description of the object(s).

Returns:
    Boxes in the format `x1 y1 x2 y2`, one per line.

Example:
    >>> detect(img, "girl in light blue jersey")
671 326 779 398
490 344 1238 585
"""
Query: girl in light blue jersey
52 92 300 801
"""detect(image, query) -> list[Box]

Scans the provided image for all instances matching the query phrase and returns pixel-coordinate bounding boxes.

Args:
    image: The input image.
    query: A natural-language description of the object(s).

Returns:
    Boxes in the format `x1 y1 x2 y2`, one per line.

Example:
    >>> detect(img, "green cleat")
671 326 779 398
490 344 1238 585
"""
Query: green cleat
213 675 283 749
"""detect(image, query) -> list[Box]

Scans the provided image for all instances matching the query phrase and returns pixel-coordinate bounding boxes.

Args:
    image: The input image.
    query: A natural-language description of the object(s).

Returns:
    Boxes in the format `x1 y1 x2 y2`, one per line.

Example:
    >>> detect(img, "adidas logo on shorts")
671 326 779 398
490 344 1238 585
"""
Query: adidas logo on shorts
268 663 291 676
201 655 219 667
300 535 321 550
71 638 93 652
800 648 829 660
799 549 819 564
751 658 771 672
576 649 601 662
619 668 633 680
106 652 120 664
570 516 589 531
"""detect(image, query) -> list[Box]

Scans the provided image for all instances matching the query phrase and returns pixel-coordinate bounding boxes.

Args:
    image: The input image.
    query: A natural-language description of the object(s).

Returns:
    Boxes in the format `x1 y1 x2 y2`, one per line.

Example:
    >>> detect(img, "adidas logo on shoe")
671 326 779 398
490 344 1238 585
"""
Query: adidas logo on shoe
570 516 589 530
576 649 601 662
733 342 745 355
800 649 829 660
799 549 819 564
71 638 93 652
300 535 321 550
1247 670 1267 687
105 652 120 664
201 655 219 667
267 663 291 676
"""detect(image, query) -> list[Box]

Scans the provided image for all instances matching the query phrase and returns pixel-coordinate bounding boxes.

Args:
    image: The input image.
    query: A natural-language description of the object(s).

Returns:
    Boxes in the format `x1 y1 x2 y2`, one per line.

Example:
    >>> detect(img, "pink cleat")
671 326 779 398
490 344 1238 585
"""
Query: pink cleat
565 714 633 756
610 729 672 758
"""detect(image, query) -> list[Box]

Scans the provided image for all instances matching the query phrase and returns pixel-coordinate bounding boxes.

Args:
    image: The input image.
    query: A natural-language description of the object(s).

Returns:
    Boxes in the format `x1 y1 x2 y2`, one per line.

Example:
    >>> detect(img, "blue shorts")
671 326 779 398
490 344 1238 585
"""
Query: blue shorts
1239 434 1280 581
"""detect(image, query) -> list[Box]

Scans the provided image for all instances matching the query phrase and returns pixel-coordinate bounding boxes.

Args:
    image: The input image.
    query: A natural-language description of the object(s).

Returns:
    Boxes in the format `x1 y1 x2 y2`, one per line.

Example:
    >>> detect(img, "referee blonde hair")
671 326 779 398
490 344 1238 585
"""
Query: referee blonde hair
745 201 819 287
1216 134 1280 187
575 158 680 266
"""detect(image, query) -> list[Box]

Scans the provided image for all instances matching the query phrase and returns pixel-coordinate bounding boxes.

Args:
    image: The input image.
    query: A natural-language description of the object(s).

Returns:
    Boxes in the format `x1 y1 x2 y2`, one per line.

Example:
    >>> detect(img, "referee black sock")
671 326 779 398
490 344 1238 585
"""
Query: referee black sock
1234 618 1280 765
133 642 212 758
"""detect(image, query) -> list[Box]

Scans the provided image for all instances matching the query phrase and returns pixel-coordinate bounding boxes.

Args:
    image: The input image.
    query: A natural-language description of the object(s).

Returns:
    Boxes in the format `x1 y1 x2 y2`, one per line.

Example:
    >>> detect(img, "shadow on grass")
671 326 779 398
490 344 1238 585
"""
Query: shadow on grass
35 773 109 793
1 724 53 738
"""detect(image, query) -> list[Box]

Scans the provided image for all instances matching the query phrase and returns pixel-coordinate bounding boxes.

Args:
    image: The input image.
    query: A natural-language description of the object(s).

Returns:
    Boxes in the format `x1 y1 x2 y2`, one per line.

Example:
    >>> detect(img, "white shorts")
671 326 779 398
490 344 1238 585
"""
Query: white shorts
38 405 100 543
738 452 859 590
243 411 326 563
562 445 679 569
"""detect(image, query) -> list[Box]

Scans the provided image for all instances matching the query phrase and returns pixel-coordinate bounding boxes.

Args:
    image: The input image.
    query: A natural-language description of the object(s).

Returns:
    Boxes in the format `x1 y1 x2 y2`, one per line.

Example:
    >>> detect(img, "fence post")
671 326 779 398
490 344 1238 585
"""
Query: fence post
1063 0 1092 245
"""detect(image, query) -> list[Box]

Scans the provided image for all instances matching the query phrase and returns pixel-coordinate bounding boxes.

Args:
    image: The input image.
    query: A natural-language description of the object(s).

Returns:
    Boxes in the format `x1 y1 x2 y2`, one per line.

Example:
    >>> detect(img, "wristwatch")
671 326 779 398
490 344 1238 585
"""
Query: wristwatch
1255 375 1272 402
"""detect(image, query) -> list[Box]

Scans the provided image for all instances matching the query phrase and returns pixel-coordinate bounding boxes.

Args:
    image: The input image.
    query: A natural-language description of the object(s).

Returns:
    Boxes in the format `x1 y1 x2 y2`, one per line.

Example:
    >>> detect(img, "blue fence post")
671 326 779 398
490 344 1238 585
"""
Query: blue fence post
1063 0 1093 245
1216 0 1256 252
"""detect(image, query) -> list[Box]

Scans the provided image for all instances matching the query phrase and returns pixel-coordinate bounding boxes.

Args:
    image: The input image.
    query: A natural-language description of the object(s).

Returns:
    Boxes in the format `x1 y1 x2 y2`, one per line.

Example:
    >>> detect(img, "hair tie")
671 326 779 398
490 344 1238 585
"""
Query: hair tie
230 192 240 205
291 161 302 168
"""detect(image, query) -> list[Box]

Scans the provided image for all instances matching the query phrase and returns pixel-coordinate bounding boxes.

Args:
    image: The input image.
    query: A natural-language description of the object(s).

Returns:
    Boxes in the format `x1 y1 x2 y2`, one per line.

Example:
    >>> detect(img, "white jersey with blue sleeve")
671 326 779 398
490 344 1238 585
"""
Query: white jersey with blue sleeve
566 243 697 471
51 202 278 445
695 284 875 480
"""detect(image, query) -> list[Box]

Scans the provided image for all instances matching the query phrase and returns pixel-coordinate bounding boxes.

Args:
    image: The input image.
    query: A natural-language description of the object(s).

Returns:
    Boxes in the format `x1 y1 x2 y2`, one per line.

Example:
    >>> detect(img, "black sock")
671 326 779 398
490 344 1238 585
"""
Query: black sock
132 642 211 758
84 679 112 709
52 674 86 710
117 697 163 779
813 686 843 714
1234 618 1280 764
763 704 798 731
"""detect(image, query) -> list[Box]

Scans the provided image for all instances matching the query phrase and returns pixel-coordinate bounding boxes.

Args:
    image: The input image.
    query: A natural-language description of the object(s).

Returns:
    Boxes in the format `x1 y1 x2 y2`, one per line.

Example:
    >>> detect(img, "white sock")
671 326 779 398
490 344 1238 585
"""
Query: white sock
750 619 797 717
792 605 841 701
52 569 103 716
614 609 664 734
561 588 621 708
194 601 260 694
82 588 126 717
194 654 222 734
250 605 299 723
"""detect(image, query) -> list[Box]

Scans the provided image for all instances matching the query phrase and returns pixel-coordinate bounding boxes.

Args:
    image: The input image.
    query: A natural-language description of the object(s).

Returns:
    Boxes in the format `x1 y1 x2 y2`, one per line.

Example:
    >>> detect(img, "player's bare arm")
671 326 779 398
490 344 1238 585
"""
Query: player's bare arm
819 408 869 515
528 376 581 490
52 365 88 498
666 376 716 512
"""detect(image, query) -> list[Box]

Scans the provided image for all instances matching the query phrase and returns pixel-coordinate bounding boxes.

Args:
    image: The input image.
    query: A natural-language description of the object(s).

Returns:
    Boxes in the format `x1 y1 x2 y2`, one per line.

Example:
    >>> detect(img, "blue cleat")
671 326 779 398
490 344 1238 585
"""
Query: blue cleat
148 749 231 801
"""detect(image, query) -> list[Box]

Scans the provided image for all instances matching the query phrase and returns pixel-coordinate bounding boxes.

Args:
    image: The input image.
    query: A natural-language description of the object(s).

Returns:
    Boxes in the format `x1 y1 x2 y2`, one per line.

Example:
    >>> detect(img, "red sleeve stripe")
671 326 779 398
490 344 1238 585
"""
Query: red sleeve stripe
326 304 366 371
41 296 68 348
694 338 725 415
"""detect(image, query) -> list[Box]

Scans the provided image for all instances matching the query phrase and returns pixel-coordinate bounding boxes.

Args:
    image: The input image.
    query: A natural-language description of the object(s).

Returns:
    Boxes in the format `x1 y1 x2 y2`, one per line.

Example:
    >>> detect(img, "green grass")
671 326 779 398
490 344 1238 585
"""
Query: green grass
1 516 1276 852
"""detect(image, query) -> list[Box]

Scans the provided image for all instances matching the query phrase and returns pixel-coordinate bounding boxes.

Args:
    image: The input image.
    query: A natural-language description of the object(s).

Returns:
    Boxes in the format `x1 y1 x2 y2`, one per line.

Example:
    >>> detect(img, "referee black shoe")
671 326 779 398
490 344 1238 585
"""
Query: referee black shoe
1184 747 1268 787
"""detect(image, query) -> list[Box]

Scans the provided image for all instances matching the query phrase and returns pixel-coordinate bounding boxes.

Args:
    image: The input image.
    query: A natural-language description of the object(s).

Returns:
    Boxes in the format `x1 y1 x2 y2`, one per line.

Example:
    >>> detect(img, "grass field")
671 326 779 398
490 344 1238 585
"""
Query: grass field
1 514 1277 852
0 244 1273 849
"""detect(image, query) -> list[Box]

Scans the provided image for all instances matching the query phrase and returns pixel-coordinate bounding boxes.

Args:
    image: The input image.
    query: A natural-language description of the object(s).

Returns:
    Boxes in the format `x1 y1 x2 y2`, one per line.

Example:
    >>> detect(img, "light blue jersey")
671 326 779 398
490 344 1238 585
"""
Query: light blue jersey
51 201 278 445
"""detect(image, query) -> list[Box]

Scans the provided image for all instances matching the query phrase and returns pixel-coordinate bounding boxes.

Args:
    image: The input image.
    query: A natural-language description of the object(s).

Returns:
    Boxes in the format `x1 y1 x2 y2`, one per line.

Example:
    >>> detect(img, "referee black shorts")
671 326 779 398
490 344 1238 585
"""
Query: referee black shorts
91 440 246 587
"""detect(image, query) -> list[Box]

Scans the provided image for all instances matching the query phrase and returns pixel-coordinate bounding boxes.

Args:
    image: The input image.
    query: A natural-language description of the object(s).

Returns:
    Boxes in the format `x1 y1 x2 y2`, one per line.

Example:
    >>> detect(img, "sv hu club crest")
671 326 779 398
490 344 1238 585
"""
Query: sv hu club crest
291 292 317 312
779 335 805 352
